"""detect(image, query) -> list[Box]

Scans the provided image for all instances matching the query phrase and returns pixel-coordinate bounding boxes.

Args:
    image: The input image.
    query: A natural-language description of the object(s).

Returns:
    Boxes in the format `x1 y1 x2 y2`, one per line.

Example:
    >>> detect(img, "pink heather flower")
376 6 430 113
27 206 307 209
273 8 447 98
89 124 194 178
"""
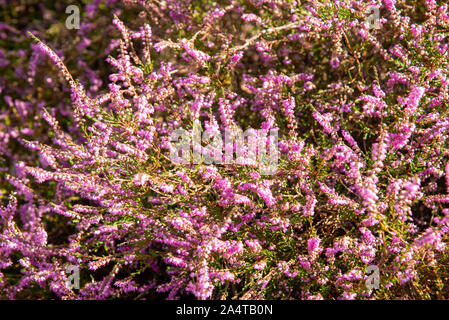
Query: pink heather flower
254 260 266 270
230 51 244 67
330 56 340 69
387 122 415 150
304 81 315 91
425 0 437 10
360 94 387 117
403 180 420 197
358 243 376 263
312 111 335 135
307 237 322 258
224 241 244 258
362 217 379 226
359 182 379 209
359 227 377 245
384 0 397 11
210 8 226 20
179 39 210 68
371 139 387 167
245 239 262 253
372 84 385 98
342 292 357 300
3 0 449 301
410 24 423 38
282 97 295 118
445 162 449 193
291 203 301 212
241 13 263 25
414 228 446 251
303 194 317 217
159 183 175 193
404 86 426 115
187 259 214 300
171 217 193 232
255 185 276 207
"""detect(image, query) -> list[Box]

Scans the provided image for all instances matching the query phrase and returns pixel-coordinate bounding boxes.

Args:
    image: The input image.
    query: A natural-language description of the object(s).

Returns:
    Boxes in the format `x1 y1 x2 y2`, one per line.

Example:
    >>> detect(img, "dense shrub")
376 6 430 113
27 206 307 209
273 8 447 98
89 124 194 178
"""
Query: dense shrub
1 0 449 299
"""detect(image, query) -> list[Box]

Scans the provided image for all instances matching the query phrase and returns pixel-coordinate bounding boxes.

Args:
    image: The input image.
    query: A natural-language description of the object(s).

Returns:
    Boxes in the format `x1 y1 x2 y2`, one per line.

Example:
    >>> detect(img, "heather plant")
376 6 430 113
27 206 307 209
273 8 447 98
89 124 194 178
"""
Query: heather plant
1 0 449 300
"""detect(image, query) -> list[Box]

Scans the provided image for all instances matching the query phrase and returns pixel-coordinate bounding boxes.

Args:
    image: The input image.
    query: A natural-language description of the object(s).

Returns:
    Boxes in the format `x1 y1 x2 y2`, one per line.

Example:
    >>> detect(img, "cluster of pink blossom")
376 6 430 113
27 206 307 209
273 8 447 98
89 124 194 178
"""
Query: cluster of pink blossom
1 0 449 300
